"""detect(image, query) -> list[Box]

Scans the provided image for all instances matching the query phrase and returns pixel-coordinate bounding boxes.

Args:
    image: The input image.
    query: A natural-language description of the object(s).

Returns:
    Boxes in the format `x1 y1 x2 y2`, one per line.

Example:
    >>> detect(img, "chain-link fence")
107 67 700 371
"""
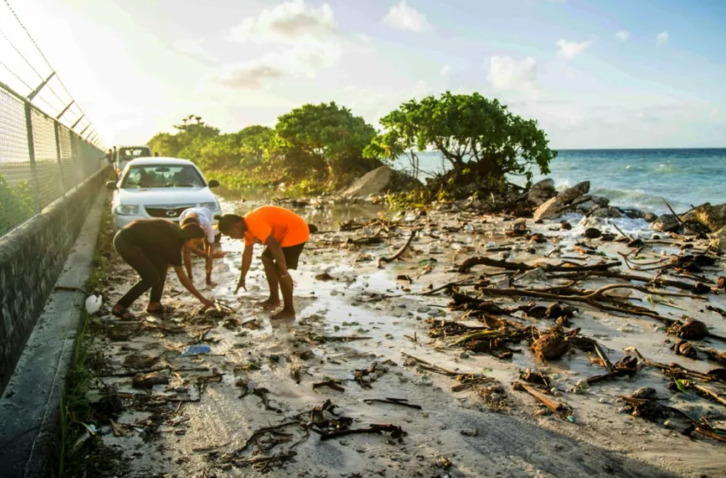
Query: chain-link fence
0 81 104 237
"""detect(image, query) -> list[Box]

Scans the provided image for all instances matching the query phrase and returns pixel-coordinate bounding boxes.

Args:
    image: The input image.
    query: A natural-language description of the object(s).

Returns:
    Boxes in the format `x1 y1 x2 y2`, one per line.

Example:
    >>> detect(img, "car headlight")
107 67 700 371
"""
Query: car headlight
199 202 220 212
115 204 140 215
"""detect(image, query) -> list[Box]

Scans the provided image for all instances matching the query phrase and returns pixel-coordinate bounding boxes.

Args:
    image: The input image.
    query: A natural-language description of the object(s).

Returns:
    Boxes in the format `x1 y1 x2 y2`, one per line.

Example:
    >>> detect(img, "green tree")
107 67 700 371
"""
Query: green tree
147 132 180 157
368 92 556 190
274 102 379 186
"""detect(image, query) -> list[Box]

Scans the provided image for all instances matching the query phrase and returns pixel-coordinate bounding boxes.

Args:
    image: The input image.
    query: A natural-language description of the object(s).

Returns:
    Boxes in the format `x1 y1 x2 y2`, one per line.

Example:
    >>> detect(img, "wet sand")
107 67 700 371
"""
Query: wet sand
84 198 726 477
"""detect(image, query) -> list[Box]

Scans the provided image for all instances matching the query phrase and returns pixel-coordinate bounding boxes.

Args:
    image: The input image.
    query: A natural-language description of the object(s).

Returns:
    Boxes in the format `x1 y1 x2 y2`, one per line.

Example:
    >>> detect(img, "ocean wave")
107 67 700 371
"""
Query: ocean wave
654 163 676 173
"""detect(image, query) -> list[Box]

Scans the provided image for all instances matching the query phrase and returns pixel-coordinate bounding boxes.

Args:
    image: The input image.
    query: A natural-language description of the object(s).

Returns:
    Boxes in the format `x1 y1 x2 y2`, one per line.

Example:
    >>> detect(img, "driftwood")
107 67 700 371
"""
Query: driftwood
550 270 708 293
472 283 705 324
312 380 345 392
377 229 417 268
631 348 720 382
458 256 620 274
318 423 407 441
363 398 423 410
512 381 573 419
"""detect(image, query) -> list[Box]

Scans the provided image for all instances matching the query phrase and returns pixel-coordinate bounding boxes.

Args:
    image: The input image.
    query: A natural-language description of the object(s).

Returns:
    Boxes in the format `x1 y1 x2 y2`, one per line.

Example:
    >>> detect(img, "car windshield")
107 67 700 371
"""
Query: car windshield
119 147 151 159
121 165 205 188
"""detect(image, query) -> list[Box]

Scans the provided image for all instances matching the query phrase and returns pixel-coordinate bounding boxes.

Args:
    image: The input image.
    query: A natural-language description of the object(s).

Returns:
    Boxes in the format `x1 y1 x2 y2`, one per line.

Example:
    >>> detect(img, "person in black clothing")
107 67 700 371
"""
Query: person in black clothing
111 219 215 319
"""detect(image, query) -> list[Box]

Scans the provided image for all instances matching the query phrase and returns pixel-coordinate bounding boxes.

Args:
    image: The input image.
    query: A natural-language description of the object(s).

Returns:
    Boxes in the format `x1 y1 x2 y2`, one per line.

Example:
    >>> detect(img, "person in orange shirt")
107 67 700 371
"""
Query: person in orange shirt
216 206 310 319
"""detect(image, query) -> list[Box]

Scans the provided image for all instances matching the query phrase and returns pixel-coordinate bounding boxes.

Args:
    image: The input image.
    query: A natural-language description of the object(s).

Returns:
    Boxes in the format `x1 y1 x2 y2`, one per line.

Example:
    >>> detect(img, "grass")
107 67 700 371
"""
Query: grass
57 192 118 477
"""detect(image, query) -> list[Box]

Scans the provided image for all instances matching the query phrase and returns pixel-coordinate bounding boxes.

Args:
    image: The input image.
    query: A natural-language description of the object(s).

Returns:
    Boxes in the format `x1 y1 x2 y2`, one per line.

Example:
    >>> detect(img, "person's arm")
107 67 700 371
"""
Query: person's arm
205 241 214 285
183 247 193 283
173 265 214 308
236 244 254 293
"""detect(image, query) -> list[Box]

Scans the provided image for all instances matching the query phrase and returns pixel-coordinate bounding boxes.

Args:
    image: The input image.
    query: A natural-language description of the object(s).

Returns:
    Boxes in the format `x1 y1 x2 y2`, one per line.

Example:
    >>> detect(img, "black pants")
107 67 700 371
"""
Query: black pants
114 230 168 308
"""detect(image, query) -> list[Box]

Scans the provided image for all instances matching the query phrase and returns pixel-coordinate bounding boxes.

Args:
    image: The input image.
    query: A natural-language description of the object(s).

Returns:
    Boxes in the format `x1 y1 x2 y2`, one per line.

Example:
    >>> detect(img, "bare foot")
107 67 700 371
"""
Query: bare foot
270 308 296 320
258 298 281 309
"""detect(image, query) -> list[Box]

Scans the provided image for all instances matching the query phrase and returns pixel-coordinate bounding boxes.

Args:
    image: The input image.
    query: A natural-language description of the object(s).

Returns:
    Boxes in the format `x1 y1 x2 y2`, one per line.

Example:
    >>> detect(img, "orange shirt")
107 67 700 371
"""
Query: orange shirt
243 206 310 247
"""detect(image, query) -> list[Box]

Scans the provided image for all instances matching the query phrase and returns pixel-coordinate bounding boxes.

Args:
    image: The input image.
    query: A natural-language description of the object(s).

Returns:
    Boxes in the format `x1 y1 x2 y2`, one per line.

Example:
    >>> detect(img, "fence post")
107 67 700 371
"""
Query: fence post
24 101 41 213
54 121 67 193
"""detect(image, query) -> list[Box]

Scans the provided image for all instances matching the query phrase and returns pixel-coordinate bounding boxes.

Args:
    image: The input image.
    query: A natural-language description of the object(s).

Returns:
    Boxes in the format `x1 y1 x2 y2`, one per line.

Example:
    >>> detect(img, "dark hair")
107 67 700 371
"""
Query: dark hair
216 214 243 234
180 222 205 240
181 212 200 227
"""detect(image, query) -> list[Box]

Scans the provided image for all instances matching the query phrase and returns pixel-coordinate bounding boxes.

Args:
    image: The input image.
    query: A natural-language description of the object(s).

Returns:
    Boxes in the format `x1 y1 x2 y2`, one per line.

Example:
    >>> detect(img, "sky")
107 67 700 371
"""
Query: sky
2 0 725 149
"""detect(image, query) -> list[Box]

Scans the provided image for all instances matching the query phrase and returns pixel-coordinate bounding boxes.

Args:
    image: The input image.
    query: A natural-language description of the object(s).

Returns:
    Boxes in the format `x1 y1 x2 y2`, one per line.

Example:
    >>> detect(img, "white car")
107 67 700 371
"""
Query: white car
107 157 222 231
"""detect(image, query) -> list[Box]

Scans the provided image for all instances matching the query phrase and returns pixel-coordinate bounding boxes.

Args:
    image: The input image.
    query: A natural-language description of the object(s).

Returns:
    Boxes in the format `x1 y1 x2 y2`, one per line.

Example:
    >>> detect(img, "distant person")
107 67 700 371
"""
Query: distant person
179 207 226 286
154 152 159 157
111 219 215 319
217 206 310 320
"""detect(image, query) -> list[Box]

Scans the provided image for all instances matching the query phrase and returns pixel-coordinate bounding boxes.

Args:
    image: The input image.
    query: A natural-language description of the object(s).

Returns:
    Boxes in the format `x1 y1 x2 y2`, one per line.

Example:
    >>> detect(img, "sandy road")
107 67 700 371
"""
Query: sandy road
83 201 726 477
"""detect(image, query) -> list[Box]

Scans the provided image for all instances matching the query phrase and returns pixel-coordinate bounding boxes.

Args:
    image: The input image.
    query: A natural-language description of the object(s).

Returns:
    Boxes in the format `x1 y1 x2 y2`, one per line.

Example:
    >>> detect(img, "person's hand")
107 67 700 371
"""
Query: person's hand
200 297 215 310
235 277 246 294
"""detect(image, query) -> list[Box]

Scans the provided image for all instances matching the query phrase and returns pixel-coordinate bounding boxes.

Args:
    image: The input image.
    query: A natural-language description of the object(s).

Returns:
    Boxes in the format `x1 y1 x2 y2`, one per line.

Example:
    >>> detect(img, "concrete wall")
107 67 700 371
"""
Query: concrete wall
0 167 108 393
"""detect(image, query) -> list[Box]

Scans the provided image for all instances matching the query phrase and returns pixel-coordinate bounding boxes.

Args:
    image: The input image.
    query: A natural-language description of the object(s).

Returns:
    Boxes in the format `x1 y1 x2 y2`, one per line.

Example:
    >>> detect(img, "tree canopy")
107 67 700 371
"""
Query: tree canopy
368 91 556 189
274 102 379 186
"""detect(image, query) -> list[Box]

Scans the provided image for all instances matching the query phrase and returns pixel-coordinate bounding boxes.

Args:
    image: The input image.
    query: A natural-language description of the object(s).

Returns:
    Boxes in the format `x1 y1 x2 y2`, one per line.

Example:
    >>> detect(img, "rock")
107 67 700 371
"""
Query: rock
621 208 645 219
527 178 556 206
588 206 623 218
680 202 726 232
709 227 726 251
652 214 680 233
560 221 572 230
533 181 590 221
644 212 658 223
632 387 656 399
584 227 602 239
341 166 393 197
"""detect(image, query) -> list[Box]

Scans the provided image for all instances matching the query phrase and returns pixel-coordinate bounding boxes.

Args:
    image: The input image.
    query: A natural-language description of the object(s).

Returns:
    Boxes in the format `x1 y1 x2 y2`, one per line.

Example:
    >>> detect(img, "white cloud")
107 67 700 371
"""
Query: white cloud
440 65 451 77
615 30 629 42
218 42 340 89
228 0 337 44
358 33 371 43
383 1 429 32
656 31 669 45
556 39 591 59
219 62 284 89
487 56 537 90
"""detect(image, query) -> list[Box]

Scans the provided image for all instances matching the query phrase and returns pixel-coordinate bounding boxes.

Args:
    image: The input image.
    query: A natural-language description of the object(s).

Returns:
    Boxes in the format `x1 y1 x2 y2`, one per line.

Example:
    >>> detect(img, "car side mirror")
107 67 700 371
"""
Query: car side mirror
106 181 118 190
208 179 220 188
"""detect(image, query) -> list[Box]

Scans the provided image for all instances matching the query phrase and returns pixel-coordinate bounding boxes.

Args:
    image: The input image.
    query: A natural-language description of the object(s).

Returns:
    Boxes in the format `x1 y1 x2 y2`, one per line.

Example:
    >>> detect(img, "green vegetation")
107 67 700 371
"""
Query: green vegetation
367 92 557 196
59 195 124 477
148 92 555 201
0 175 35 235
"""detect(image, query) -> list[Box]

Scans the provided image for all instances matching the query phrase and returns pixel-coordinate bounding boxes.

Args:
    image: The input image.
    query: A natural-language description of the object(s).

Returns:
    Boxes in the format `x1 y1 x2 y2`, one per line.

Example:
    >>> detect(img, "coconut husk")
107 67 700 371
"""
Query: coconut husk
531 333 569 361
132 371 169 389
668 319 708 340
674 340 697 359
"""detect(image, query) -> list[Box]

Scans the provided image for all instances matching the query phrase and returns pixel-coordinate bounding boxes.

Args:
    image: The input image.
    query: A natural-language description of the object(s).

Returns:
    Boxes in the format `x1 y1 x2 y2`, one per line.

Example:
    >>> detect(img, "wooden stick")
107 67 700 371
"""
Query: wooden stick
512 381 572 418
377 229 418 268
663 199 685 226
593 342 615 373
458 256 620 274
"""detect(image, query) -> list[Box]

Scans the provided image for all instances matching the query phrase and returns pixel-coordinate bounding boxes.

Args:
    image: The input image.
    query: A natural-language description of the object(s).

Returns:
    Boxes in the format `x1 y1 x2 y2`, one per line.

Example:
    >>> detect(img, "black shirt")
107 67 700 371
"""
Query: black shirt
121 219 185 266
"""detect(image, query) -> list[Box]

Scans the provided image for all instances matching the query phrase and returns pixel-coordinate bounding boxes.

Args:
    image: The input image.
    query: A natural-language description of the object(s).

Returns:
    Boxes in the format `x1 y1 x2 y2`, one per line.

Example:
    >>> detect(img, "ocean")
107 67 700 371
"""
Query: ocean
394 149 726 216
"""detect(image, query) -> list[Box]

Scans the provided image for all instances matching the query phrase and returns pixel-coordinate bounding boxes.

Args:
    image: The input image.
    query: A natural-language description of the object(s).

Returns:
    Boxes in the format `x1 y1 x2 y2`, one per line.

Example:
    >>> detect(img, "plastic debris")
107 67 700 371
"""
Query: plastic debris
181 344 211 356
84 294 102 314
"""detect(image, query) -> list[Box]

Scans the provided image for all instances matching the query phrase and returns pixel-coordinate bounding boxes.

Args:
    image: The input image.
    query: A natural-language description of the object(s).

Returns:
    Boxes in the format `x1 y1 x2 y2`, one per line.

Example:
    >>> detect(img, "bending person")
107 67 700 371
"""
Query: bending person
111 219 215 319
217 206 309 320
179 206 225 286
